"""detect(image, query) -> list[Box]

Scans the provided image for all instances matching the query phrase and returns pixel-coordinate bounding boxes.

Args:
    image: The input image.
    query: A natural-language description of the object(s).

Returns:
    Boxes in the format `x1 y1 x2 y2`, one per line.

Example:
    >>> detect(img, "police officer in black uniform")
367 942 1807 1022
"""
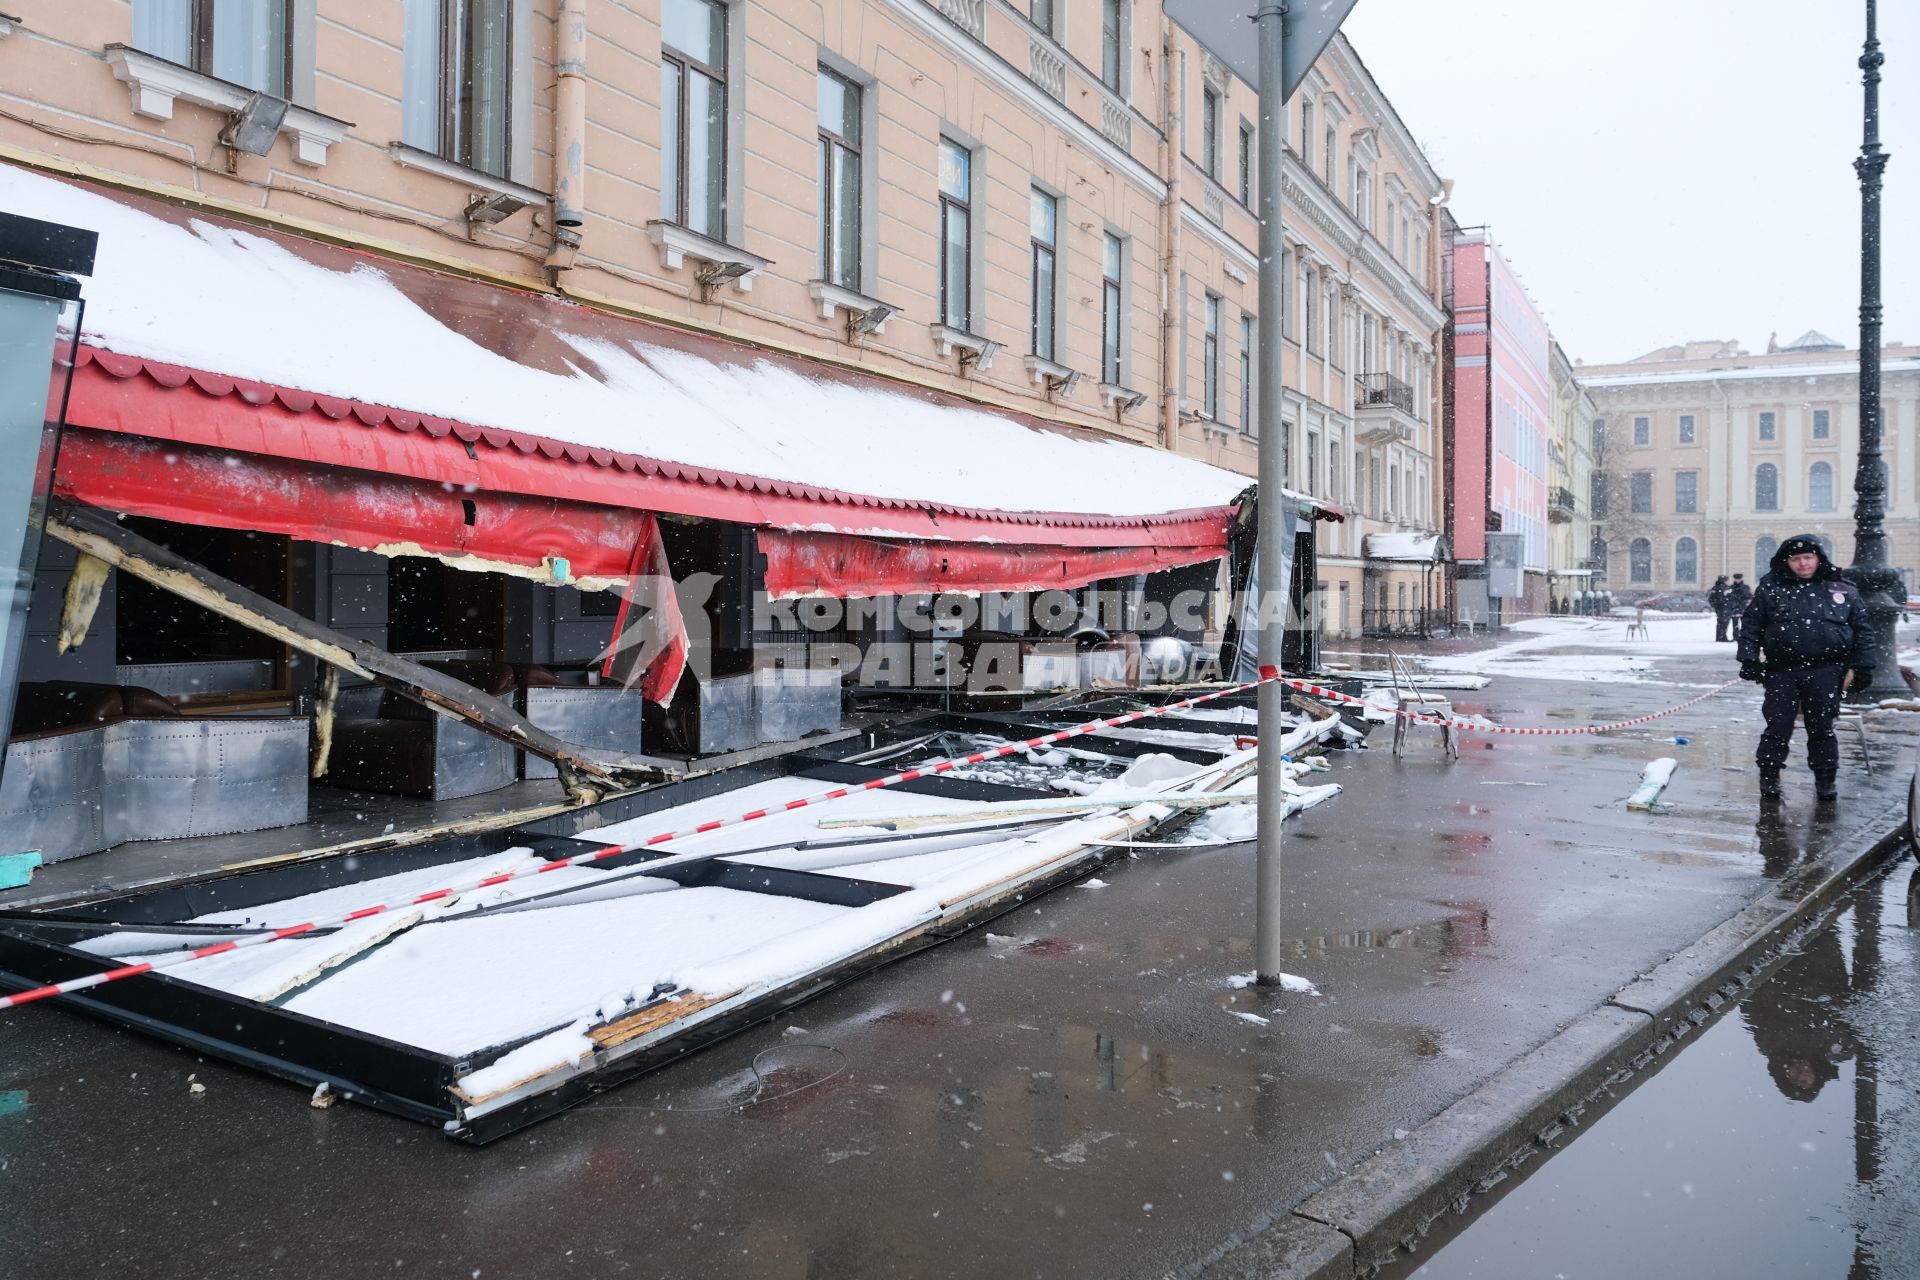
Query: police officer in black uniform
1737 534 1872 802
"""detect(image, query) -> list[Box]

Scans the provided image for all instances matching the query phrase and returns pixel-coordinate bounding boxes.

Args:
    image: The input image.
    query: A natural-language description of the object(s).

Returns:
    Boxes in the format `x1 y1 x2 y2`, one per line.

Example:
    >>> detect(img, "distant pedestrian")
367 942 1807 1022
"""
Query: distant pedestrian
1708 575 1732 642
1726 574 1752 644
1737 536 1872 803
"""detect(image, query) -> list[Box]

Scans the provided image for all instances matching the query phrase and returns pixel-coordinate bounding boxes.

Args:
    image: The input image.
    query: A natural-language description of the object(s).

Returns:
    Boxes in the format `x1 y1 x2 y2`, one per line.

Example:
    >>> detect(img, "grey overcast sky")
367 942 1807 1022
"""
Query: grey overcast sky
1339 0 1917 365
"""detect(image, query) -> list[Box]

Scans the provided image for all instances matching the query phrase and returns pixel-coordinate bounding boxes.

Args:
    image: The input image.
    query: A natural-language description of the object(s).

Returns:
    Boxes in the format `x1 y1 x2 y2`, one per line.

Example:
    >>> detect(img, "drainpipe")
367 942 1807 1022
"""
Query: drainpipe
1158 29 1185 450
545 0 588 280
1713 377 1730 576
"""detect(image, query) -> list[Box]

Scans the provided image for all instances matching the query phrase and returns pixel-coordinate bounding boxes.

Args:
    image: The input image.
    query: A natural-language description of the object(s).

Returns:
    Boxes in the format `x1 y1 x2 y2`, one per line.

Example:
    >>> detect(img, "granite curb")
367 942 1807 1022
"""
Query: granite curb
1196 796 1911 1280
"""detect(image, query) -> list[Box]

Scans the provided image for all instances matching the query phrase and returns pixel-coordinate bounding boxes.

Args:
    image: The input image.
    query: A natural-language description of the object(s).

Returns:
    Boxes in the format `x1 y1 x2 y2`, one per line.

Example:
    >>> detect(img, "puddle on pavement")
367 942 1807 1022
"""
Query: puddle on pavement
1384 861 1920 1280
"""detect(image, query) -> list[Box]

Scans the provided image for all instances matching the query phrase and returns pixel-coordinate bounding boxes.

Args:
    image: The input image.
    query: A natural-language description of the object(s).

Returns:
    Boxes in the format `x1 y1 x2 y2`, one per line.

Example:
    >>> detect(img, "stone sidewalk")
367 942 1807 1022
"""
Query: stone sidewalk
1 630 1916 1280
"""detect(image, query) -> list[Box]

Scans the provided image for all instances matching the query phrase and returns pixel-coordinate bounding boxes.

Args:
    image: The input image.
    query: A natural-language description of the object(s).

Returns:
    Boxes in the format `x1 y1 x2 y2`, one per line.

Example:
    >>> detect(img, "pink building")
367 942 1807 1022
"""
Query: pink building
1447 230 1553 617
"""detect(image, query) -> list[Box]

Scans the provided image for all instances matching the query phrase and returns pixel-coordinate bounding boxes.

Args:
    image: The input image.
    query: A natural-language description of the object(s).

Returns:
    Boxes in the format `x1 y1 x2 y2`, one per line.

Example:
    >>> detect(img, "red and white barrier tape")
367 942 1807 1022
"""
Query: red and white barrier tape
1 672 1277 1011
1277 675 1739 738
0 668 1734 1012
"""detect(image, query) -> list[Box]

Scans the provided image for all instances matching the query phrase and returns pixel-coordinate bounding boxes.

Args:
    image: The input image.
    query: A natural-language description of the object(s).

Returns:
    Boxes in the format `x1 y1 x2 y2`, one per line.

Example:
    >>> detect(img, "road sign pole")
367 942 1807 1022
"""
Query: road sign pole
1253 0 1290 986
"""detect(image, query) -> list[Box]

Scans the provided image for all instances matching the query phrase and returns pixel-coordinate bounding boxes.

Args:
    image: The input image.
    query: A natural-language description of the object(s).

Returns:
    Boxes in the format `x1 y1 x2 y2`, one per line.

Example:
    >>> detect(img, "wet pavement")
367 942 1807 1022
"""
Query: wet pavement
1388 860 1920 1279
2 631 1918 1279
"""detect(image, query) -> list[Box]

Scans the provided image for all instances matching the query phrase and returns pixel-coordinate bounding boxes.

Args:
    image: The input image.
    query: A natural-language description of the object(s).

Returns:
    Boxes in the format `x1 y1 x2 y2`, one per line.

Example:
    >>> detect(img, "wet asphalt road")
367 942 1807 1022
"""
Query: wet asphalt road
2 641 1917 1279
1392 860 1920 1279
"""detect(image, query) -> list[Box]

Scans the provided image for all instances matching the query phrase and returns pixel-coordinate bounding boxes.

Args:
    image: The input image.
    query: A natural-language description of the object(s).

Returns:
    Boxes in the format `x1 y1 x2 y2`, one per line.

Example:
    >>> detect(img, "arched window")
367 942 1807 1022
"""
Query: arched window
1755 535 1778 581
1755 463 1779 511
1808 461 1834 511
1674 537 1698 584
1589 535 1608 573
1630 538 1652 584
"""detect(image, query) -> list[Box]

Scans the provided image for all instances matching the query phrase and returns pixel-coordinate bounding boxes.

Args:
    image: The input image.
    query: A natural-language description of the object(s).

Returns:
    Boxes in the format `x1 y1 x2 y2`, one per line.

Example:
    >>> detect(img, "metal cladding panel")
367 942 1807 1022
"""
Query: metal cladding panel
0 729 111 862
694 674 760 754
753 667 841 743
430 719 520 800
519 686 645 780
117 718 311 840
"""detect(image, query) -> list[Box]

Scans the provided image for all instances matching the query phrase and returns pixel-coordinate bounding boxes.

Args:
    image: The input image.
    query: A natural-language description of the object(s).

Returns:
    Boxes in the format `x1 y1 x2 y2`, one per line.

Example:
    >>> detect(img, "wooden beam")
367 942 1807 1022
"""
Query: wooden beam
46 500 681 784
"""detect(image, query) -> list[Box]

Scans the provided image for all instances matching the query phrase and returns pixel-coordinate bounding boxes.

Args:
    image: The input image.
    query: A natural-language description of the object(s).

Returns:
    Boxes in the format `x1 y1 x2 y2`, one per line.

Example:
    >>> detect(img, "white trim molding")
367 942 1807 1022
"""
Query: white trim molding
645 221 769 291
930 323 999 368
389 143 548 205
104 44 350 166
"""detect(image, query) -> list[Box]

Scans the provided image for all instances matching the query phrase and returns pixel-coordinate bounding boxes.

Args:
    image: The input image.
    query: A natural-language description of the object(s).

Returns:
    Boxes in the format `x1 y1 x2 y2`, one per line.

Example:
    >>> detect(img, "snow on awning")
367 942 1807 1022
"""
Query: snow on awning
1363 532 1450 563
16 164 1252 581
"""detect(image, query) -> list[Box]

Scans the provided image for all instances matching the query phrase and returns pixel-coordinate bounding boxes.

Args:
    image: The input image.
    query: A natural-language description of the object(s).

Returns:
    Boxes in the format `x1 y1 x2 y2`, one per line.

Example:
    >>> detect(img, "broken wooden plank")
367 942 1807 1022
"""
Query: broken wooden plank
56 552 110 654
310 663 341 780
47 499 680 784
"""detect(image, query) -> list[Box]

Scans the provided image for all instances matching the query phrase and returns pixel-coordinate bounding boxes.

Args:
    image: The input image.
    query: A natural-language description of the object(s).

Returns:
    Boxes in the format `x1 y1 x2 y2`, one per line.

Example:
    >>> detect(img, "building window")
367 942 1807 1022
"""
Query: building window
1674 537 1698 584
938 138 973 331
1632 415 1650 445
1369 454 1382 516
1030 0 1055 36
816 67 862 290
662 0 728 238
1240 315 1256 435
135 0 294 98
1100 0 1126 92
1329 440 1342 500
1303 267 1319 354
1351 162 1370 227
1758 410 1776 441
1754 462 1779 511
1755 535 1778 582
1238 121 1255 205
1589 535 1608 573
1678 413 1696 444
1675 470 1697 513
1630 470 1652 514
1029 188 1058 361
1630 538 1652 584
1813 408 1832 439
1809 461 1835 511
402 0 515 177
1101 233 1124 384
1323 122 1336 184
1300 98 1314 160
1202 293 1221 420
1201 87 1220 179
1591 417 1607 453
1306 429 1321 492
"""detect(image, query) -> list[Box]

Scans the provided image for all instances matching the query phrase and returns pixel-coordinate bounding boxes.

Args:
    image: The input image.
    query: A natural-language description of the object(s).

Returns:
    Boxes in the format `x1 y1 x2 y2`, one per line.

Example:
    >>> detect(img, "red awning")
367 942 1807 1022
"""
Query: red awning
758 529 1225 599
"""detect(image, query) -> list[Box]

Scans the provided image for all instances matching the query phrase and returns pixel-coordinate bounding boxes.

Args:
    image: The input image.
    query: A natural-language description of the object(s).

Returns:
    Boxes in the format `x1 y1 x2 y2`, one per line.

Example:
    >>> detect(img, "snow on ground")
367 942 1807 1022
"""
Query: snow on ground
1424 615 1730 684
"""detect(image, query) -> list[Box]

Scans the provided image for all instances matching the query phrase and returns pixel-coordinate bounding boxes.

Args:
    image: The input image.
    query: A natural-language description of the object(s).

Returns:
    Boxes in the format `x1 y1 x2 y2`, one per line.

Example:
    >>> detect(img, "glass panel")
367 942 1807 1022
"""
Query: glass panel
1102 0 1123 88
1032 0 1055 35
463 0 513 177
939 139 969 200
942 206 970 329
686 69 727 237
830 144 860 289
211 0 288 96
1103 232 1122 282
817 68 859 142
131 0 193 66
663 0 724 68
1030 189 1056 245
662 59 681 222
0 289 71 763
401 0 443 151
1032 246 1055 360
816 138 829 280
1103 281 1122 383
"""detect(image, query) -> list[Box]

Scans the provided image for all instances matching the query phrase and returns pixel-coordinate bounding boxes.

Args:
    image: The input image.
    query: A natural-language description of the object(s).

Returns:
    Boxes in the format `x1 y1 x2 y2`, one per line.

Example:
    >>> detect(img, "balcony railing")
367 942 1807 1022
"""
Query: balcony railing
1355 372 1415 416
1361 606 1450 640
1548 485 1577 523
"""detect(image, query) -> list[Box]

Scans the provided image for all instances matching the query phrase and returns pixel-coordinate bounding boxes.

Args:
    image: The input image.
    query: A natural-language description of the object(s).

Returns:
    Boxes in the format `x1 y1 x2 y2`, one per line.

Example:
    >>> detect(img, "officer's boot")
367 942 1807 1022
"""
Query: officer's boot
1759 769 1784 801
1814 772 1838 803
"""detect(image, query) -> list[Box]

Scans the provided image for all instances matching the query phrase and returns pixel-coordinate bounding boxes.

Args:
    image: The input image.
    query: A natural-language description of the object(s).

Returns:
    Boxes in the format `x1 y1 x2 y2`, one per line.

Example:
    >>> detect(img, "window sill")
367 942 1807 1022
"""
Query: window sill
104 45 350 166
929 324 998 369
808 281 896 333
388 144 546 212
645 222 767 292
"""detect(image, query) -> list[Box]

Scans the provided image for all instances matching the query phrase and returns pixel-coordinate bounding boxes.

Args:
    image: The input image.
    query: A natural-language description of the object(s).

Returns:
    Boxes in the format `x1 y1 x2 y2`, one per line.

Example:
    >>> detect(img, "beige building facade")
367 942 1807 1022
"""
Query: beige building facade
1583 335 1920 598
1547 340 1596 606
0 0 1446 642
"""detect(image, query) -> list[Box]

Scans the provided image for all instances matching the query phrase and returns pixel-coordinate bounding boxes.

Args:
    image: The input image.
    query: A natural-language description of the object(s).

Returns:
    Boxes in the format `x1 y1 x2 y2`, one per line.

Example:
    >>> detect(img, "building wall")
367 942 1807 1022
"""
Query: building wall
1584 346 1920 596
0 1 1450 644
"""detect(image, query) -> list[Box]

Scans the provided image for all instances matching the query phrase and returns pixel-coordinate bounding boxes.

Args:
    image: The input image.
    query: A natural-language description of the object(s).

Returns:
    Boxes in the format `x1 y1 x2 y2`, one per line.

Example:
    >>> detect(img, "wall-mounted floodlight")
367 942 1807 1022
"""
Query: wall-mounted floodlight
847 302 896 339
220 92 288 157
1044 369 1081 399
696 259 754 300
1120 389 1148 413
958 339 1001 373
466 191 533 225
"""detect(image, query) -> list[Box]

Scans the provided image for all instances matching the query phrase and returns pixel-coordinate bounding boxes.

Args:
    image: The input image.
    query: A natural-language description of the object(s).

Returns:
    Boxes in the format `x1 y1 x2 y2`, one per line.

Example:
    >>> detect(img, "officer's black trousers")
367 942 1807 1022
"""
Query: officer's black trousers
1757 664 1844 774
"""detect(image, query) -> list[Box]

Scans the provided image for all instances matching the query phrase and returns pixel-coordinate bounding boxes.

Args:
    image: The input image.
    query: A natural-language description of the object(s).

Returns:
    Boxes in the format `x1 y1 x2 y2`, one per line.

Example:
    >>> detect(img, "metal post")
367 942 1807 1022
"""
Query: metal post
1844 0 1901 691
1253 0 1289 985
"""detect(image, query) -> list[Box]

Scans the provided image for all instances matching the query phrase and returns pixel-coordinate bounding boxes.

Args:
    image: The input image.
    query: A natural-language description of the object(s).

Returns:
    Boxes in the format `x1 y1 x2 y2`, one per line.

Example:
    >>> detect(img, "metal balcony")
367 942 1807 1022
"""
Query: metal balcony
1354 372 1418 444
1548 485 1577 524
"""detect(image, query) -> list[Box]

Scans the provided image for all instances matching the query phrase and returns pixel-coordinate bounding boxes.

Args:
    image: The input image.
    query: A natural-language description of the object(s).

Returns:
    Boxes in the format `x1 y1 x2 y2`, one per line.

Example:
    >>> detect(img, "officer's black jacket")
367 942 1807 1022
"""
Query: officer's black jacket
1736 535 1873 672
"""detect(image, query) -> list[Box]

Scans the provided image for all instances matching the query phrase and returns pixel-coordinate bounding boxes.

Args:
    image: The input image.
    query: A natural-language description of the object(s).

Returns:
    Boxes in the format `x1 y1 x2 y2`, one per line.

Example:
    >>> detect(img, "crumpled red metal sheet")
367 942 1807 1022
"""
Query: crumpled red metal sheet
758 528 1228 599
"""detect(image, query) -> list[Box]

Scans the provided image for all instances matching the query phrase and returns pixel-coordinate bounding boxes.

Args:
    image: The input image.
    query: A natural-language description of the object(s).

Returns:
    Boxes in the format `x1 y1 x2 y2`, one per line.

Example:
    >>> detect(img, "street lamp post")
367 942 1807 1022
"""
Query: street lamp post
1844 0 1902 691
